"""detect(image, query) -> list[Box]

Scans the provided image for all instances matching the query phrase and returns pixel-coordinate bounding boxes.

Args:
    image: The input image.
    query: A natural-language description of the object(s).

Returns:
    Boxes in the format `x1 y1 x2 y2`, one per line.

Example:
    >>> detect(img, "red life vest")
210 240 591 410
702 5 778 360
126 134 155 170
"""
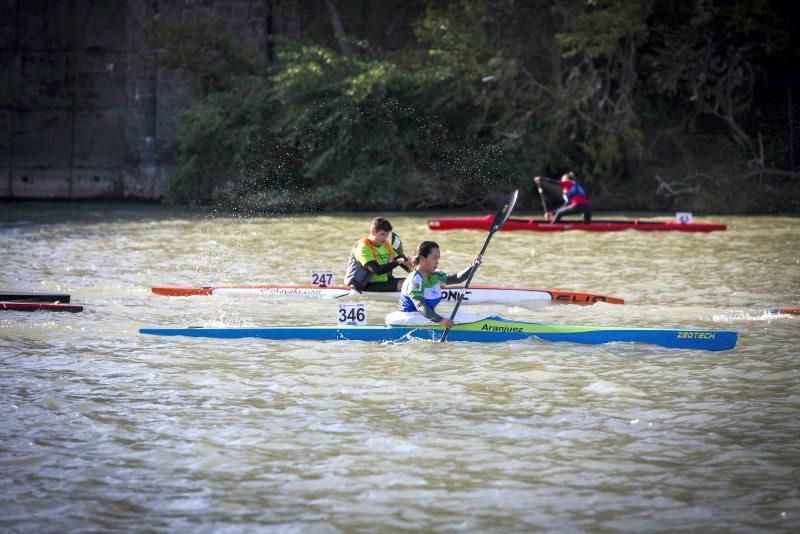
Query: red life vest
560 180 591 206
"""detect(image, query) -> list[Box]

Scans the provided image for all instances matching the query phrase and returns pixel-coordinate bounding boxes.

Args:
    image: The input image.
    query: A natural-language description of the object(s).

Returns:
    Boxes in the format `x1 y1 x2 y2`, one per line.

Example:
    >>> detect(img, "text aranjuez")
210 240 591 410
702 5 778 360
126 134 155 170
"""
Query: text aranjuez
480 324 524 333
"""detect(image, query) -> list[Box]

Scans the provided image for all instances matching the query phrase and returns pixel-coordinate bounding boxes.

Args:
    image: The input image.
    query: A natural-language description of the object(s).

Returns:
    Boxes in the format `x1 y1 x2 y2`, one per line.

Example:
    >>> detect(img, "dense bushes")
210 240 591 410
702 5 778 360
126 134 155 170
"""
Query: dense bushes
159 1 799 213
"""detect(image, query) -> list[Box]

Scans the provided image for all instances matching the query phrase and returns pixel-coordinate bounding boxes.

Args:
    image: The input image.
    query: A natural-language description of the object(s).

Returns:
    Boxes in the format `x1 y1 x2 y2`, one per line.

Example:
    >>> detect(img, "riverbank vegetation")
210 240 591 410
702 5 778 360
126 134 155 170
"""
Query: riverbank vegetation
155 0 800 214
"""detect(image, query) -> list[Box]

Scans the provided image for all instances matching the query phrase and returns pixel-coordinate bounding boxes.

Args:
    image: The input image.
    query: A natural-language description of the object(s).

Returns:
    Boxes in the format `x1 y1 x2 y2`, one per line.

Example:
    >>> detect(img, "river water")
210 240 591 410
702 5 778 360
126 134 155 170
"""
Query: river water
1 202 798 531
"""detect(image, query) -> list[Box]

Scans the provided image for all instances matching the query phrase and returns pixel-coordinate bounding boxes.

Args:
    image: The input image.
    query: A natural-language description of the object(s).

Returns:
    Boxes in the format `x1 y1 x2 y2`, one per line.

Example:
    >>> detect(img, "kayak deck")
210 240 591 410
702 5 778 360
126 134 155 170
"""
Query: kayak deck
150 284 624 305
428 214 727 232
140 317 736 351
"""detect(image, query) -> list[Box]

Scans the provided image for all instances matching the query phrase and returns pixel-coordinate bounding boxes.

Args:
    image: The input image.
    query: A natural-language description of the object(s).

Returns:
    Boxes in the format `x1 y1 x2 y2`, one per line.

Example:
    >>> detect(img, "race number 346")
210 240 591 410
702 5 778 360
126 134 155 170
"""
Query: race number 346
337 303 366 326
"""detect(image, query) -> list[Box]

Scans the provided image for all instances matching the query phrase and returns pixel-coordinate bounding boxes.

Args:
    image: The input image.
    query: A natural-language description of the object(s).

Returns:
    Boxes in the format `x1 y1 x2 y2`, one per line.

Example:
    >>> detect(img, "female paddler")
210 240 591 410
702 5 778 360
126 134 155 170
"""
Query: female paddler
386 241 482 328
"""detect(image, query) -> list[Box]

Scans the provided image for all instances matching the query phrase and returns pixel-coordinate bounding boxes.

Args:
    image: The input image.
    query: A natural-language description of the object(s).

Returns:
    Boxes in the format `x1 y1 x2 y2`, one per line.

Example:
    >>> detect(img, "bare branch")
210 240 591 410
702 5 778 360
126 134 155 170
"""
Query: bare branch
740 168 800 181
654 174 701 197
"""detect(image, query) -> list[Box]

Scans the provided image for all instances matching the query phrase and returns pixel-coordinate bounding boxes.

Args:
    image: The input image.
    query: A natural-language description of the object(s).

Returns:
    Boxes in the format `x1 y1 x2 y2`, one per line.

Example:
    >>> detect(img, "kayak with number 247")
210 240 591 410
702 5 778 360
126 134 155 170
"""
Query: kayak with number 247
150 284 624 305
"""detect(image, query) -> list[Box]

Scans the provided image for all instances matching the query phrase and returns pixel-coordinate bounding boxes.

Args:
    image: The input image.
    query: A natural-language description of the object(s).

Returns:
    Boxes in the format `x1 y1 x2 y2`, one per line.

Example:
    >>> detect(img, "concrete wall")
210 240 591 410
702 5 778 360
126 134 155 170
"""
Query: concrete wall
0 0 274 200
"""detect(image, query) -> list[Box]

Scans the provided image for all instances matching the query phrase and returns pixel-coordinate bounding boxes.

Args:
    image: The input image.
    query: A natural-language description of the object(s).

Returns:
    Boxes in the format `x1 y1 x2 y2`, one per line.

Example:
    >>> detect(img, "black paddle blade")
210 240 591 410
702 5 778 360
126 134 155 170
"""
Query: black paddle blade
489 189 518 233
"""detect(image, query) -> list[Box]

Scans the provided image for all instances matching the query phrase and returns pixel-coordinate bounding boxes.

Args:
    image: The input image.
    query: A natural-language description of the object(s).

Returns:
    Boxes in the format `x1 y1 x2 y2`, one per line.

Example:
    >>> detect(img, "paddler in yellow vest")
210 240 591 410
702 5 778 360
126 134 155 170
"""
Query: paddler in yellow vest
344 217 410 292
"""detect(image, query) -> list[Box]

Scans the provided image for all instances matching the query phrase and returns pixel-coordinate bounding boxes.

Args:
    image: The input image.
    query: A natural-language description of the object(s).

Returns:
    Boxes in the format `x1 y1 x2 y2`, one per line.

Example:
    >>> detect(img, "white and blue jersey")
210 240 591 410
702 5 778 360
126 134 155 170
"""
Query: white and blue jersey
398 269 450 313
397 264 477 322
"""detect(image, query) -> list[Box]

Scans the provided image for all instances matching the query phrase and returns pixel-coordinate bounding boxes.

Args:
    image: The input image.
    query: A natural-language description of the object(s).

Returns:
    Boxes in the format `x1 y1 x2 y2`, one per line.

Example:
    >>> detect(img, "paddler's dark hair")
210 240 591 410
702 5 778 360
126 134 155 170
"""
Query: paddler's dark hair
371 217 393 233
412 241 439 266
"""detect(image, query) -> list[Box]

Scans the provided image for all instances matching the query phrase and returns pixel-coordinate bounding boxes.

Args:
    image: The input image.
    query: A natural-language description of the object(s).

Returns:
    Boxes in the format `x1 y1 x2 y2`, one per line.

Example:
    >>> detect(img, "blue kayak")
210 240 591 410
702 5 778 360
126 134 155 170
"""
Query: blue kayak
140 316 737 351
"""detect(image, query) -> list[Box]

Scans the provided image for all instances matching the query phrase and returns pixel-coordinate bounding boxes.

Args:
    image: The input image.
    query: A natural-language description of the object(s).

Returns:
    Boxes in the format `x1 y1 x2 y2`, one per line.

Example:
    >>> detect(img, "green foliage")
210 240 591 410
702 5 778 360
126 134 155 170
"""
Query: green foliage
555 0 652 60
154 18 256 97
643 1 789 142
159 0 797 213
166 34 515 209
165 76 300 204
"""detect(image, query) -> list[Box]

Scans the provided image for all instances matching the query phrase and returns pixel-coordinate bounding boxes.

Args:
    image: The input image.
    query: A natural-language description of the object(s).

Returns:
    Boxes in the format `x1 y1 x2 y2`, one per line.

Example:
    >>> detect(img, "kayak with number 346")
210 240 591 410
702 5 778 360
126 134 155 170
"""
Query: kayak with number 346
140 316 736 351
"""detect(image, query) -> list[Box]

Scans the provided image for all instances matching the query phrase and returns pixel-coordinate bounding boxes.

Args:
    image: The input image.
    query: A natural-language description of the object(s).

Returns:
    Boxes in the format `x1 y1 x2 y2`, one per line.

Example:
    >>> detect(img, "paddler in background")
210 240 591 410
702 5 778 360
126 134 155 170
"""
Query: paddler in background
534 171 592 223
344 217 410 292
386 241 482 328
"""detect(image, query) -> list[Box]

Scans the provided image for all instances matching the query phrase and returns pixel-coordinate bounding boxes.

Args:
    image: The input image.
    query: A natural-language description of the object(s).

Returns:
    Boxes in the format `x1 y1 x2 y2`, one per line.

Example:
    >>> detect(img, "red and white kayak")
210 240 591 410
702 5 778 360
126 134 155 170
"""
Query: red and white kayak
0 301 83 312
151 284 624 305
428 214 726 232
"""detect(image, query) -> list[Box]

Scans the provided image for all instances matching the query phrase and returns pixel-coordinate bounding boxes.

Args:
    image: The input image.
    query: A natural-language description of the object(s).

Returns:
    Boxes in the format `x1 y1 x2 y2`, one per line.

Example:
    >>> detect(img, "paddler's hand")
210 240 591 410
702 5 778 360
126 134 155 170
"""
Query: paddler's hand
533 176 542 184
544 212 552 220
439 318 455 329
396 256 407 266
472 253 482 266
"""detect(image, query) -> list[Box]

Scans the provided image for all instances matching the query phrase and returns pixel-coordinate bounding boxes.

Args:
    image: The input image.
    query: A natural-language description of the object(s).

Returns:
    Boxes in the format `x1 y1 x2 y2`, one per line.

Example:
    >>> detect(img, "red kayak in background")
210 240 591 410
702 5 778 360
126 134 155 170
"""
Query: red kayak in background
428 214 727 232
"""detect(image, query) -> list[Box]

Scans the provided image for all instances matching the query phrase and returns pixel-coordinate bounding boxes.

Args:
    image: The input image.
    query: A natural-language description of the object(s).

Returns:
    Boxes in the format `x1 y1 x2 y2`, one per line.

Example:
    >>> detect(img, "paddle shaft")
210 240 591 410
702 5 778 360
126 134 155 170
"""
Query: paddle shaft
438 236 491 341
440 190 518 342
536 186 549 215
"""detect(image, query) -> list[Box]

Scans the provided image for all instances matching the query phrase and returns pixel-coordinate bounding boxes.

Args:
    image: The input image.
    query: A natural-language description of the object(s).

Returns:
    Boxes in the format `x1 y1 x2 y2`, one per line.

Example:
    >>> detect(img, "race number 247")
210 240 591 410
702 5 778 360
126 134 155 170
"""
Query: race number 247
311 269 334 286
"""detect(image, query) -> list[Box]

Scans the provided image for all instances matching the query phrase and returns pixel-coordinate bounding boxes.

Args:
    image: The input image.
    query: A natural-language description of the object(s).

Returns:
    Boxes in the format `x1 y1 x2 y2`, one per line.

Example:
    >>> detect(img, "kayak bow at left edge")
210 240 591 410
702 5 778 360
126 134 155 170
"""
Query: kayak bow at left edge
1 301 83 312
140 316 737 351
